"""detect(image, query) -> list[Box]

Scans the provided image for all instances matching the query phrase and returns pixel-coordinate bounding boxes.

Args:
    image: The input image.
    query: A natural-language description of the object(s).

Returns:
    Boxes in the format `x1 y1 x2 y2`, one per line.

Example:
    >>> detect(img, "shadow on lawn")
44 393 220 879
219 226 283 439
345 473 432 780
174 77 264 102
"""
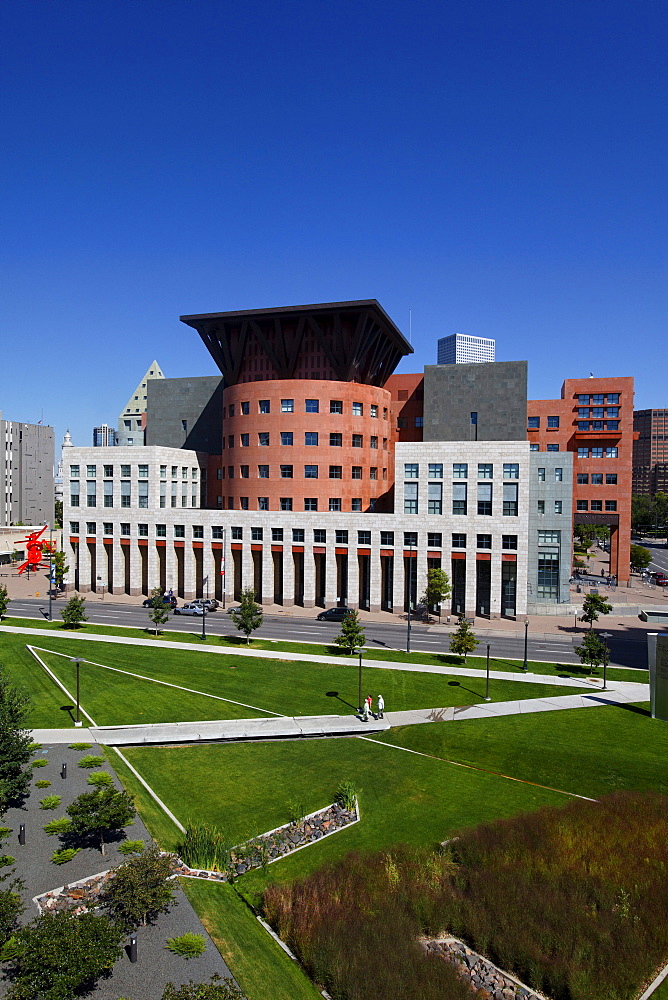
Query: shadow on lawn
447 679 484 700
326 690 357 710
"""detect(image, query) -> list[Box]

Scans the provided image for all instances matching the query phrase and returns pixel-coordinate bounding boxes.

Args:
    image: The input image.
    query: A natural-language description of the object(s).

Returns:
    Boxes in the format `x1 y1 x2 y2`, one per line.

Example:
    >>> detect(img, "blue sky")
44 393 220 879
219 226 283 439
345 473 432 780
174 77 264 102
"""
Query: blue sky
1 0 665 449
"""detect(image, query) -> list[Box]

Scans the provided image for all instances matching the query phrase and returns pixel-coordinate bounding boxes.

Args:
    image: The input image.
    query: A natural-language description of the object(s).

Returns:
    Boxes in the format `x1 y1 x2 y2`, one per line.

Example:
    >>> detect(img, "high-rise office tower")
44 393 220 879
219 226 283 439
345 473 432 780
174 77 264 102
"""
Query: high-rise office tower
437 334 495 365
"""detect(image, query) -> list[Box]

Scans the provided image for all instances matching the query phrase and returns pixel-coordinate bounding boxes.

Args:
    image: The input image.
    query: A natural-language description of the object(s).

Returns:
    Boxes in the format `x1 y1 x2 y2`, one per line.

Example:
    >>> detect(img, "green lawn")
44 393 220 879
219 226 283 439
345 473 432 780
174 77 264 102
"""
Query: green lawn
369 701 668 800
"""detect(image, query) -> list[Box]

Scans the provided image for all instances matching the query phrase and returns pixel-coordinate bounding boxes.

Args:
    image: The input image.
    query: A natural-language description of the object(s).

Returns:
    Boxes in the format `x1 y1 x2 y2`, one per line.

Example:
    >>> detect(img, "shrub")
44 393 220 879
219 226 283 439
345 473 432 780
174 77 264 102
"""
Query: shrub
31 759 49 768
0 855 16 867
285 798 305 825
51 848 80 865
176 824 230 872
43 818 72 836
162 976 247 999
28 742 42 752
104 846 176 929
335 779 358 812
35 780 51 789
117 839 145 856
68 742 92 751
78 755 105 769
87 772 113 788
39 795 61 810
165 933 207 959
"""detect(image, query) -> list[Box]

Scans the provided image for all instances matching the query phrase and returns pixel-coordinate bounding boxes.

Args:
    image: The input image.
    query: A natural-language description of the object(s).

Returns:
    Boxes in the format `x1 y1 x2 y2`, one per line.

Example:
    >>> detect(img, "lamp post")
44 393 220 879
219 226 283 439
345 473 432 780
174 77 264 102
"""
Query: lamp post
221 527 226 609
485 643 491 701
406 539 413 654
600 631 612 691
358 647 363 714
71 657 84 726
201 605 207 641
522 618 529 672
48 523 54 621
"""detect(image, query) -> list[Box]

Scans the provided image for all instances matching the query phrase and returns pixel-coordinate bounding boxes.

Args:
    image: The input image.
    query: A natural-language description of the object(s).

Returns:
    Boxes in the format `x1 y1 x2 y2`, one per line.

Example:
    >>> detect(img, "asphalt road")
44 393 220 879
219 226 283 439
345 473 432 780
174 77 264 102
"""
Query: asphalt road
6 597 649 669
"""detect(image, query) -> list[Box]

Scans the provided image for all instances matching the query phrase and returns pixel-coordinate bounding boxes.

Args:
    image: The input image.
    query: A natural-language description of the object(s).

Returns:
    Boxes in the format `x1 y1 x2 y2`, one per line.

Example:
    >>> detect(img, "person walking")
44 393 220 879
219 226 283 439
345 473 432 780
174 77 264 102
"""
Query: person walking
377 694 384 719
366 695 373 720
361 698 369 722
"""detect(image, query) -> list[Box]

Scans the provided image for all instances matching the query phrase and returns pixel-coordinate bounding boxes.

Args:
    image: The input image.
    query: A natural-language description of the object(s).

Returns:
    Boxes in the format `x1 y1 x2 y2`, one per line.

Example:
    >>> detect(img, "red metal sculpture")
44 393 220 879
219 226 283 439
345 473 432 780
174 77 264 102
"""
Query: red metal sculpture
16 525 56 575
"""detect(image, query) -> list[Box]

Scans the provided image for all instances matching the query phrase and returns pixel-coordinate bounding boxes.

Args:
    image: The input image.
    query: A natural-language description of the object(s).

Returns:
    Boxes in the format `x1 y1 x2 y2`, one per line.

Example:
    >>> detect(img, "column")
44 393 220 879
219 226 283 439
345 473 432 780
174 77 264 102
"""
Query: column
112 538 126 595
261 545 274 606
283 546 295 607
369 540 382 612
242 544 254 595
202 543 216 603
128 542 142 597
147 541 160 596
347 549 359 609
78 536 91 593
465 552 477 617
165 542 178 598
392 548 403 614
490 550 502 617
325 547 338 606
94 539 106 593
303 548 315 608
183 543 196 600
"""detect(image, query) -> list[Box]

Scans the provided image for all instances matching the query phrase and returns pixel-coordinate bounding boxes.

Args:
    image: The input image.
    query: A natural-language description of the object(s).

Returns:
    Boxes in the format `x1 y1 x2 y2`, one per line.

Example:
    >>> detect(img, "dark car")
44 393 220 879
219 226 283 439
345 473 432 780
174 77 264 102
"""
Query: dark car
316 607 353 622
142 595 177 609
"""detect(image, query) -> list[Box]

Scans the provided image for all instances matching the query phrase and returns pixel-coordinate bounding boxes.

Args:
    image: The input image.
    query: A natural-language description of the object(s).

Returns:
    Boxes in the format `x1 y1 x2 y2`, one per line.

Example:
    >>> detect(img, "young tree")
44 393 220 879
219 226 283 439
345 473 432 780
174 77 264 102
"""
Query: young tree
0 828 24 946
449 616 479 662
654 491 668 530
66 786 135 855
574 631 607 675
6 910 123 1000
0 584 9 619
334 609 366 654
147 586 170 636
632 493 654 532
52 550 68 590
0 667 33 814
104 845 176 929
60 595 88 629
630 544 652 574
53 498 63 529
162 977 247 1000
580 592 612 630
421 568 451 620
229 587 263 644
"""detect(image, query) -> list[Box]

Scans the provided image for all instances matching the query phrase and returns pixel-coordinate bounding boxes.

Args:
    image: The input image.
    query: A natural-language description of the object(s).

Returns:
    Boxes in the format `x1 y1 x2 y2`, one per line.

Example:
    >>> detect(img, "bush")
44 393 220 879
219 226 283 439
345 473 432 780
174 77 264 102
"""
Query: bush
31 759 49 768
43 818 72 836
104 846 176 929
176 824 229 872
39 795 61 810
162 977 247 1000
87 772 113 788
335 779 358 812
68 743 92 751
78 755 105 769
34 780 51 789
28 743 42 752
51 848 80 865
285 798 305 825
165 933 207 959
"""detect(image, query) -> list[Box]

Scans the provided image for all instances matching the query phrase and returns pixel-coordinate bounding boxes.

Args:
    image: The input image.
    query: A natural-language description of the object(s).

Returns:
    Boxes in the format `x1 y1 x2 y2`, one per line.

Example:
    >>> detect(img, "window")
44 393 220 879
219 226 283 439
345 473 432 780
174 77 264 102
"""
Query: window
258 497 269 510
369 467 378 480
259 432 270 446
227 467 235 479
329 498 342 511
292 528 304 542
330 400 343 414
330 433 342 447
87 465 96 477
231 527 243 540
305 398 319 413
591 474 603 485
606 447 618 458
592 408 604 419
502 535 517 550
258 465 269 478
272 528 283 541
281 399 294 413
352 434 363 448
428 482 442 515
577 474 589 484
211 526 223 539
370 405 378 418
138 481 148 508
351 498 362 511
103 481 113 507
503 463 519 479
478 463 493 479
86 482 96 507
240 465 249 479
590 500 603 511
70 465 80 478
606 421 619 431
174 525 185 538
86 522 96 535
530 444 539 452
241 401 249 415
259 399 270 413
137 464 148 478
103 464 114 478
182 467 188 480
576 500 588 511
329 465 342 479
370 436 378 449
606 473 617 485
592 394 604 405
538 468 546 482
349 466 362 480
121 464 131 477
380 531 394 546
228 436 234 448
120 523 130 536
537 551 560 599
477 483 492 515
555 467 563 481
537 500 545 514
404 463 419 478
70 521 80 534
335 530 348 544
528 416 540 429
415 417 424 428
503 483 518 516
578 448 589 459
228 405 235 418
578 421 590 431
305 432 318 446
404 532 418 547
280 432 293 446
607 393 620 404
314 529 326 544
240 434 249 447
578 394 590 404
280 497 293 510
477 534 492 549
605 500 617 512
404 482 418 514
217 468 223 480
428 464 443 479
193 525 204 539
606 407 619 418
555 500 563 514
452 533 466 548
428 532 442 547
358 531 371 545
251 527 263 541
547 444 559 453
592 448 603 458
304 498 318 510
352 402 363 416
578 407 589 418
453 483 467 515
547 416 559 428
280 465 293 478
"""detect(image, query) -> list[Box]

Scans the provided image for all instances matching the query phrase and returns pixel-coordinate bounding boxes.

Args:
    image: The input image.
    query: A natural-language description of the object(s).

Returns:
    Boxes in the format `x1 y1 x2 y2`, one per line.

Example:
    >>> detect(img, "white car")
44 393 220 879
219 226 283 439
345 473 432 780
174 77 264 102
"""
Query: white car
173 603 205 616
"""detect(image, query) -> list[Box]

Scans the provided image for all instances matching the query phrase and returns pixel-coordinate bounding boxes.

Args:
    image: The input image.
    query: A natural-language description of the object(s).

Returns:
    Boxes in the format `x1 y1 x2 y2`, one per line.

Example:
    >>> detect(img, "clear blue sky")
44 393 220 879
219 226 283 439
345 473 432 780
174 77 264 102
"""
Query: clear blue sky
1 0 665 449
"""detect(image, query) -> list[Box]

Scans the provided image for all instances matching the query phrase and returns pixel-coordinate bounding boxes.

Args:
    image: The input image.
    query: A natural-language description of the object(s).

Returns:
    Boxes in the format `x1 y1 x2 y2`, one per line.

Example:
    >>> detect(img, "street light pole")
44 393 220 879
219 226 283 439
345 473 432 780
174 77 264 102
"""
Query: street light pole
485 643 491 701
600 631 612 691
523 618 529 672
406 540 413 654
221 527 226 609
71 658 84 726
48 523 53 622
358 648 363 714
201 606 207 641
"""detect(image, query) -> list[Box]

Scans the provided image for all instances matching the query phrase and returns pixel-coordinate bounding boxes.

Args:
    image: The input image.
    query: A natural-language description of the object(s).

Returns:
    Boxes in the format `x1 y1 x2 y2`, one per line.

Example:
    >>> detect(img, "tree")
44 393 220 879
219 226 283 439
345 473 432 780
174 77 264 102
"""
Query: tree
229 587 263 643
580 592 612 630
421 568 451 620
53 499 63 528
449 616 479 662
66 786 135 855
0 584 9 619
104 845 176 929
334 609 366 654
5 910 123 1000
52 550 68 590
0 667 33 815
0 828 23 946
574 630 607 675
147 586 170 636
630 544 652 573
162 977 247 1000
632 494 654 532
60 595 87 629
654 491 668 531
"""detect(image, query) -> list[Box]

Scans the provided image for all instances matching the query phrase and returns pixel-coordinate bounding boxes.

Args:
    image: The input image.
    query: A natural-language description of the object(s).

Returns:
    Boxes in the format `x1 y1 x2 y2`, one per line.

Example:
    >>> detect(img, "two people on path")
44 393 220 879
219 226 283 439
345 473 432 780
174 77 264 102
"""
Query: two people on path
361 694 384 721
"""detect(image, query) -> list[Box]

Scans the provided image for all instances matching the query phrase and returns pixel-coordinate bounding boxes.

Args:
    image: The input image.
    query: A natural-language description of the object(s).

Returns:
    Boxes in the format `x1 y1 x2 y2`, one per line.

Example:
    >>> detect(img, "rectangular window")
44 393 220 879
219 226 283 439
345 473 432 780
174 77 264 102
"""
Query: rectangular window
503 483 518 516
415 416 424 428
502 535 517 550
578 448 589 459
228 405 235 418
428 482 442 515
292 528 304 542
240 465 249 479
578 422 590 431
305 432 318 446
547 416 559 428
335 530 348 544
592 394 604 405
138 481 148 508
590 500 603 511
451 532 466 548
528 416 540 429
555 467 563 481
259 432 270 446
281 399 294 413
503 463 519 479
259 400 270 413
530 444 539 451
228 436 234 449
304 498 318 511
477 482 492 515
478 463 493 479
578 407 589 418
70 521 80 534
578 394 590 404
240 434 249 447
120 523 130 536
251 527 263 541
280 432 293 445
305 398 319 413
606 421 619 431
351 466 362 479
537 551 560 599
217 468 223 480
330 400 343 414
231 527 243 540
477 534 492 549
280 465 293 478
272 528 284 542
427 532 442 548
351 498 362 511
369 467 378 480
137 464 148 478
605 500 617 511
104 464 114 478
329 465 342 479
103 481 113 508
182 467 188 480
404 482 418 514
314 529 326 544
606 473 617 485
404 463 419 478
280 498 293 511
174 525 185 538
86 522 96 535
538 468 546 481
241 401 249 415
192 525 204 539
591 447 603 458
211 526 223 539
358 531 371 545
352 402 363 416
428 464 443 479
258 465 269 478
352 434 363 448
404 532 418 547
607 393 620 404
606 447 618 458
555 500 563 514
538 500 545 514
380 531 394 546
120 464 130 477
227 467 234 479
330 433 342 447
70 465 80 478
591 473 603 485
452 483 467 515
258 497 269 510
576 500 588 511
86 481 97 507
606 407 619 418
547 444 559 452
370 436 378 449
370 405 378 418
86 465 96 477
592 408 604 419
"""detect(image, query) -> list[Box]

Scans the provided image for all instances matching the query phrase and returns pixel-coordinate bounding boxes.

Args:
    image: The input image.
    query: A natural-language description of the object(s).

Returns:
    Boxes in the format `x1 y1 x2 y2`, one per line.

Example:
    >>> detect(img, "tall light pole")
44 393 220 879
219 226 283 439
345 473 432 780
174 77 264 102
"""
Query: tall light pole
406 539 413 654
358 647 363 714
485 643 491 701
48 523 54 621
600 631 612 691
221 527 226 609
71 657 84 726
201 605 207 641
522 618 529 672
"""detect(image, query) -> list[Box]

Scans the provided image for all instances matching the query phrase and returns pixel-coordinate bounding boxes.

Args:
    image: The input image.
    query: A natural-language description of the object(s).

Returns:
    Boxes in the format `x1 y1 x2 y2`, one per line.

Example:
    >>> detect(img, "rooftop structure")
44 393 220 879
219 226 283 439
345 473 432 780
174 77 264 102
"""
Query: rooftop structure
116 361 165 447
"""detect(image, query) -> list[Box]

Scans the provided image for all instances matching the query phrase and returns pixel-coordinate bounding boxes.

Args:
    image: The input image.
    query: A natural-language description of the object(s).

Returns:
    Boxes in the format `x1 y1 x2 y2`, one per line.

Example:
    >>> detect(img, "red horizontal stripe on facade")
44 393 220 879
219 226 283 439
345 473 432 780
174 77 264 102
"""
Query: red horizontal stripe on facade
476 552 491 561
192 541 203 549
450 552 465 560
379 549 394 558
335 547 348 555
502 553 517 561
313 546 326 554
271 545 283 552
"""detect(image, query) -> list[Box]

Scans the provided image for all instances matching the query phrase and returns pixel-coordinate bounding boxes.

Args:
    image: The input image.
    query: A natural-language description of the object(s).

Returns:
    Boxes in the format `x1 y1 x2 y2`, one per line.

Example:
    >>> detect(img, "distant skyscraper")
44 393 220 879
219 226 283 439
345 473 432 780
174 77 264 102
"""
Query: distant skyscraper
93 424 117 447
437 334 495 365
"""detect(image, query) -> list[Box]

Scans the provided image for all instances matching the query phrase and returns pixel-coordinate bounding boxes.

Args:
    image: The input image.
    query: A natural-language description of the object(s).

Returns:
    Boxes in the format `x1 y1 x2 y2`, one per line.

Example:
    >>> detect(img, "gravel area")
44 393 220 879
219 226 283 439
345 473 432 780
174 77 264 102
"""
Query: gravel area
0 744 232 998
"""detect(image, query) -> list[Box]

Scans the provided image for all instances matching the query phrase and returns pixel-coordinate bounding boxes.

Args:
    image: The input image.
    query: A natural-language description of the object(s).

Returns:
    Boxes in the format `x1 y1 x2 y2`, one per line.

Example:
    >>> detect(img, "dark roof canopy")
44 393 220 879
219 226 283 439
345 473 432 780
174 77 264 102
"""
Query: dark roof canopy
180 300 413 387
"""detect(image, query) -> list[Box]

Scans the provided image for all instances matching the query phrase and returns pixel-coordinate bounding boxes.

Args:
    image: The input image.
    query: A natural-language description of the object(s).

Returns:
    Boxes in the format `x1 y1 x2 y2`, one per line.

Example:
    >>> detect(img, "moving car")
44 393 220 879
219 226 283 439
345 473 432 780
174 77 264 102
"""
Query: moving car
142 594 177 609
651 572 668 586
316 607 353 622
226 605 241 615
173 603 205 616
196 599 220 611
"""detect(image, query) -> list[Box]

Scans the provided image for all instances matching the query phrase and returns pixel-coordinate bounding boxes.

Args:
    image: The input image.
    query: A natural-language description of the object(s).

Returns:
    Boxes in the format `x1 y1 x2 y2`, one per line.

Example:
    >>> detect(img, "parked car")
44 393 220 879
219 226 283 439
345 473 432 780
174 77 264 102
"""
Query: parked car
651 572 668 586
226 605 241 615
316 607 353 622
173 603 205 616
196 599 219 611
142 595 177 609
